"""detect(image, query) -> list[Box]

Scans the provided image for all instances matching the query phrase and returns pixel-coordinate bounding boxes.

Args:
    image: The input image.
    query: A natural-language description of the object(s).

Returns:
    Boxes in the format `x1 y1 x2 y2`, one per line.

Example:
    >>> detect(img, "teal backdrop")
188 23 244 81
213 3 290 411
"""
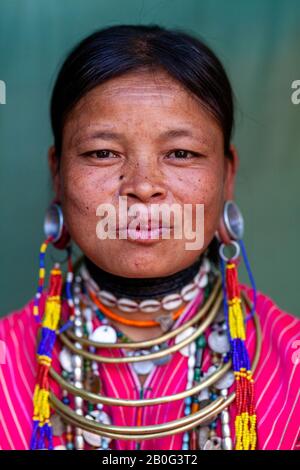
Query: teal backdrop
0 0 300 317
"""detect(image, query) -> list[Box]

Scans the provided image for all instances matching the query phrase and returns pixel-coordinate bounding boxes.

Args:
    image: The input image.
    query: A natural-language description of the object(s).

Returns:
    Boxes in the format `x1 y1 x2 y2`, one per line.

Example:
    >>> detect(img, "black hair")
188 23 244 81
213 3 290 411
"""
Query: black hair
50 24 234 158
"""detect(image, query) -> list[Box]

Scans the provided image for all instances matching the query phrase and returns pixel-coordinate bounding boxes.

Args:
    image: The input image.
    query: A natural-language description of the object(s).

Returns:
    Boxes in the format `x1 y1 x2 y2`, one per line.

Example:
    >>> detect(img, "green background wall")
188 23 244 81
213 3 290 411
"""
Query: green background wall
0 0 300 317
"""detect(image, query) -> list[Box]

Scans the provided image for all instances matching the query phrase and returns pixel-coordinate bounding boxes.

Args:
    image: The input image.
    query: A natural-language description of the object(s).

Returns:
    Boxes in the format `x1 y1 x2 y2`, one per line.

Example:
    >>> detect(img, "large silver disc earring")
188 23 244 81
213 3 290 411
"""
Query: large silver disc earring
44 201 70 249
223 200 244 240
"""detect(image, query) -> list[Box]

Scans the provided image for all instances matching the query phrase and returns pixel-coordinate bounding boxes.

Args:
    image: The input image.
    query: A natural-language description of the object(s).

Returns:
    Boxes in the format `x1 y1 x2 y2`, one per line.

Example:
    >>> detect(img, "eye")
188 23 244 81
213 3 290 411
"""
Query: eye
81 149 119 159
166 149 202 159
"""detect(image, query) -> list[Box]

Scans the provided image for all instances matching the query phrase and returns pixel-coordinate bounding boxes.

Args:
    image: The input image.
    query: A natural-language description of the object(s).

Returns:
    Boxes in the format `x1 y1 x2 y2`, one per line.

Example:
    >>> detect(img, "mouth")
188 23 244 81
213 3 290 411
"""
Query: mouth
116 223 173 243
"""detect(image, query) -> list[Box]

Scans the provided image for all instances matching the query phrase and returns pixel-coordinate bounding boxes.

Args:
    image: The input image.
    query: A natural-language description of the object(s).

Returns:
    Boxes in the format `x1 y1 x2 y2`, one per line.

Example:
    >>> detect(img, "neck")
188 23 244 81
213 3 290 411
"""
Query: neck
80 253 215 341
83 255 204 301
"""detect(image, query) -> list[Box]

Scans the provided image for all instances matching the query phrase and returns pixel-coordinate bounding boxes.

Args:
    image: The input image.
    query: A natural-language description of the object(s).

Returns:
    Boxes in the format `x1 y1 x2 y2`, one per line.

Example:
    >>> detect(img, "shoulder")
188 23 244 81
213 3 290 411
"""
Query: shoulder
0 298 39 352
0 299 39 450
240 282 300 337
240 284 300 450
240 282 300 377
1 298 36 330
0 295 68 450
0 298 39 355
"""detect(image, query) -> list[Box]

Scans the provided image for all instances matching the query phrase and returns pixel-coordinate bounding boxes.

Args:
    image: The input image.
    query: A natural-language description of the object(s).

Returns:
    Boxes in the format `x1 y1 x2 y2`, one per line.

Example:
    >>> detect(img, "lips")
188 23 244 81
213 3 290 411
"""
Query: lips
116 221 172 231
114 220 173 243
121 226 172 242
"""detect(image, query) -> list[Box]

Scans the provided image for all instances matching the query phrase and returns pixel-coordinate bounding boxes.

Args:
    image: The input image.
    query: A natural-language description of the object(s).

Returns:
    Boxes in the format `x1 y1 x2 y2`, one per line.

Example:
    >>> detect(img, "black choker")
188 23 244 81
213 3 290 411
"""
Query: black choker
83 255 205 301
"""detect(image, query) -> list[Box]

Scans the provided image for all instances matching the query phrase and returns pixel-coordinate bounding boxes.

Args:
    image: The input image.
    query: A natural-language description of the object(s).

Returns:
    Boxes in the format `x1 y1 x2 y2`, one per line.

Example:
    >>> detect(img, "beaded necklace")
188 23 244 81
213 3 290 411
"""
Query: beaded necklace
31 239 259 451
51 265 236 450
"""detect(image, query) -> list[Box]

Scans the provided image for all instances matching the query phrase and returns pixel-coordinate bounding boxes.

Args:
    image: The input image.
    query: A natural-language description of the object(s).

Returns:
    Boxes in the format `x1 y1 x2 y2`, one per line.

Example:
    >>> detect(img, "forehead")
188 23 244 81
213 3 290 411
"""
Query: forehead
79 69 195 105
70 69 209 117
64 69 223 146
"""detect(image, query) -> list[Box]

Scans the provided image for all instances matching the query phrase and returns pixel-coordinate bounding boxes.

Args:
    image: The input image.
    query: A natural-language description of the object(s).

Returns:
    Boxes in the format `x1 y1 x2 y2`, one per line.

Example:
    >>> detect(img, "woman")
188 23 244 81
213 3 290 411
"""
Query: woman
0 24 299 451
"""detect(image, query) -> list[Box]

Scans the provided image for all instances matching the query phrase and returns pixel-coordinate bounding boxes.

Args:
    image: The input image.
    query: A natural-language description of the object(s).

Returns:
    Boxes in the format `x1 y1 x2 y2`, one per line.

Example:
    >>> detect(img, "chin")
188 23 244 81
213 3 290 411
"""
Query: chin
113 256 172 278
83 238 191 278
99 252 176 278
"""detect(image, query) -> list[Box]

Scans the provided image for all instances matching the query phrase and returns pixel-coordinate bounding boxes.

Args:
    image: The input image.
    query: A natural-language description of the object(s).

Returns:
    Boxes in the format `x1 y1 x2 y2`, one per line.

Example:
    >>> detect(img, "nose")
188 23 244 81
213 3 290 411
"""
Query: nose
119 162 168 203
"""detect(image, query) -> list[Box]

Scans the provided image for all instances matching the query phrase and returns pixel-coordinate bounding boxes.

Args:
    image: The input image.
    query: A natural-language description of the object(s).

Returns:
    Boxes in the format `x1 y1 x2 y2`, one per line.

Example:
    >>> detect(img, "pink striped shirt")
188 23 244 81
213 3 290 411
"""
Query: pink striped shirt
0 283 299 450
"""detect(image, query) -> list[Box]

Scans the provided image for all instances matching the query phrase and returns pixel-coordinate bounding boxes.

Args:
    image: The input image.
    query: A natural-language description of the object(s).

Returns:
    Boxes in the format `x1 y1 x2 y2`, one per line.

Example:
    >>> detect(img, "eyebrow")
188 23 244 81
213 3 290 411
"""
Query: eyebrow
89 130 123 140
159 128 197 139
75 127 209 144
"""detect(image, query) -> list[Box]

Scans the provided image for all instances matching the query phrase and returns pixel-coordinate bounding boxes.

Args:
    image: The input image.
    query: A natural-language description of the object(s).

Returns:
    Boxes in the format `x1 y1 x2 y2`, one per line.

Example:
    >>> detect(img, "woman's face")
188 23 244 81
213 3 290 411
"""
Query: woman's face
49 69 238 278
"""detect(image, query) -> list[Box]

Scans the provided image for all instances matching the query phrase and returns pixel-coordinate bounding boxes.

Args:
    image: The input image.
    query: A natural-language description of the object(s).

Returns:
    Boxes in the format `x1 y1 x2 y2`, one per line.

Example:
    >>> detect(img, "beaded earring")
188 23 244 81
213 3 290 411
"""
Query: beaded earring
218 200 257 450
31 201 74 450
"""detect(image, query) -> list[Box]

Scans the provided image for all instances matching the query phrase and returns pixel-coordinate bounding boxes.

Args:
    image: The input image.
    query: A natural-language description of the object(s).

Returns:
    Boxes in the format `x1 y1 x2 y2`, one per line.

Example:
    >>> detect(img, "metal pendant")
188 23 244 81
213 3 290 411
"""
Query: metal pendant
156 314 174 332
214 371 235 390
83 415 103 447
151 343 172 366
89 325 117 344
88 410 112 445
132 350 155 375
208 330 230 354
203 436 222 450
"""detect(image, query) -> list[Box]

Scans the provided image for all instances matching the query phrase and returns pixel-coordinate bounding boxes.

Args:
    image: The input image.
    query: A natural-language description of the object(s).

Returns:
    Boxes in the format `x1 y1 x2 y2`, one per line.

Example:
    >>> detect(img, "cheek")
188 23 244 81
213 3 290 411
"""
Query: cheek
59 161 118 235
176 169 224 234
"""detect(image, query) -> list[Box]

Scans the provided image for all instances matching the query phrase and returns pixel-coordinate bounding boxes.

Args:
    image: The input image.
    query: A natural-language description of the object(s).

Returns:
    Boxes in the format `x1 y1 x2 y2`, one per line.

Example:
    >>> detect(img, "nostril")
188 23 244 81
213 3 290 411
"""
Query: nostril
126 193 140 200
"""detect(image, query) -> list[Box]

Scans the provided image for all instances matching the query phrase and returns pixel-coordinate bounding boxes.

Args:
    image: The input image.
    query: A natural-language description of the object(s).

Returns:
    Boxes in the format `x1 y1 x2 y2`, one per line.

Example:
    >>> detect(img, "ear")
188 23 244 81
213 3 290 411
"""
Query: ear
216 144 240 244
48 145 61 200
223 143 239 200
